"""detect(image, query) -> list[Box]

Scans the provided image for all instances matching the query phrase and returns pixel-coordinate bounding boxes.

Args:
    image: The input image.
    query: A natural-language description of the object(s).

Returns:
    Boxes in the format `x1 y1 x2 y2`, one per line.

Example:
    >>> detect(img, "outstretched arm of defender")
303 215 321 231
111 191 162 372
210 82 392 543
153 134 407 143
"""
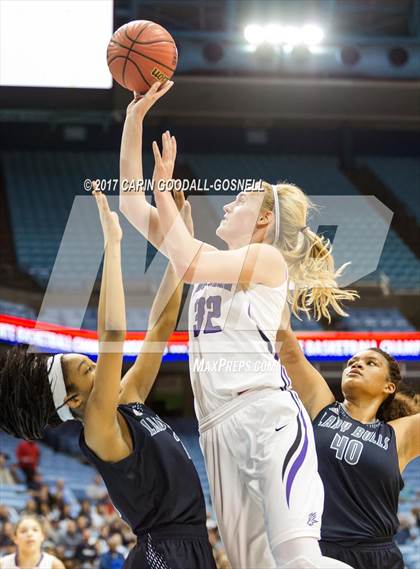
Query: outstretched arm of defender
389 413 420 472
278 327 334 420
84 190 127 461
119 190 191 404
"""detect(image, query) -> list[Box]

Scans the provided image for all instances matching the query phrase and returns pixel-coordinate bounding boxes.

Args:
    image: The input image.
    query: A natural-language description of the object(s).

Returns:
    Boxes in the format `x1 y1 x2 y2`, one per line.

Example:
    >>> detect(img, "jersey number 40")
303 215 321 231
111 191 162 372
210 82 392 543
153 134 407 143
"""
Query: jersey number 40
330 433 363 466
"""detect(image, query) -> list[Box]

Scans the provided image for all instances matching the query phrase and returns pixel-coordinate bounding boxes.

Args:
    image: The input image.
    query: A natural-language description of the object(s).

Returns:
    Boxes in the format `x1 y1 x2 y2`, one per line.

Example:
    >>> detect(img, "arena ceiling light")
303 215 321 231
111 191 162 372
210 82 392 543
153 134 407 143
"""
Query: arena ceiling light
265 24 283 45
282 26 302 47
301 24 324 46
244 24 265 45
244 23 324 48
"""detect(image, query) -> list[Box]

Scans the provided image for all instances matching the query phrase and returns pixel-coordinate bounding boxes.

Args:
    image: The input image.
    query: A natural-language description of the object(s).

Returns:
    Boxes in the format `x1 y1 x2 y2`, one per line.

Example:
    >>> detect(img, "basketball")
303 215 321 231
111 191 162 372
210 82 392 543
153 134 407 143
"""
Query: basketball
107 20 178 94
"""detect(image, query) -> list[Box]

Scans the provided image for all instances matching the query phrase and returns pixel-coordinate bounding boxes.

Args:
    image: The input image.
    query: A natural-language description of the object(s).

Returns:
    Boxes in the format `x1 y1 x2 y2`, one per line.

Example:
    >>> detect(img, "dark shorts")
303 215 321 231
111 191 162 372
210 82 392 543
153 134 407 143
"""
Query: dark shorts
320 539 404 569
124 526 217 569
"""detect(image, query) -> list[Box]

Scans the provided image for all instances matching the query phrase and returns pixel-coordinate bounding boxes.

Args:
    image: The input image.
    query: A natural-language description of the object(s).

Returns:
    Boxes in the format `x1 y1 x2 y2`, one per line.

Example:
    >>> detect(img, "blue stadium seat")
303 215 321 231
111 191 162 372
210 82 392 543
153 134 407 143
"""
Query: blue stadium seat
366 157 420 223
0 300 36 319
2 151 161 289
334 307 414 331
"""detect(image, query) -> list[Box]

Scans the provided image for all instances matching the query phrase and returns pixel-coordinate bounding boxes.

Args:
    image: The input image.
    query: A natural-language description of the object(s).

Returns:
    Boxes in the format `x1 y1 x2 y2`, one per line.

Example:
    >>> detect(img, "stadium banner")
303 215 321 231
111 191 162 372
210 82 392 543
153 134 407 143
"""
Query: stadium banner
0 314 419 361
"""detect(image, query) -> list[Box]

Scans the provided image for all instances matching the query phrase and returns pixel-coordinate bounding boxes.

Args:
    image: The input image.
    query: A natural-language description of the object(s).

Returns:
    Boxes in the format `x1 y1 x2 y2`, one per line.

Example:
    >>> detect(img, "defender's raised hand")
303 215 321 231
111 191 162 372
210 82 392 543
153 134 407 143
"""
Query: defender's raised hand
173 187 194 236
152 130 177 188
94 188 122 245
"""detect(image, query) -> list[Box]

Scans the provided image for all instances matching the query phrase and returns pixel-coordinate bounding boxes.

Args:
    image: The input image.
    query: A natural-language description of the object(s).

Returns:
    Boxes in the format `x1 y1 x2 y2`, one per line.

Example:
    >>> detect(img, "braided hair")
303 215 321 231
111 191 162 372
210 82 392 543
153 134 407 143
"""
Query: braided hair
0 347 61 440
371 348 419 422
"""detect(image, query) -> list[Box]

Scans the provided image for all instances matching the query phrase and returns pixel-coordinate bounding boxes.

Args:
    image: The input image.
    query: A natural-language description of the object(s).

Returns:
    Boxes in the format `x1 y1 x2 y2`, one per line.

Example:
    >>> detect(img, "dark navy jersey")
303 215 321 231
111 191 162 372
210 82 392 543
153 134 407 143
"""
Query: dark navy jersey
79 403 207 536
313 402 403 544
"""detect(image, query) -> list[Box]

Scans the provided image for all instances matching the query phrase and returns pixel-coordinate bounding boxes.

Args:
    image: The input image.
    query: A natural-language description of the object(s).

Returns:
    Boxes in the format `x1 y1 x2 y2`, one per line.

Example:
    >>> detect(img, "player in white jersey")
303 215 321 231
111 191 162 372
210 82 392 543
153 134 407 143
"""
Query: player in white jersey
119 85 357 568
0 516 64 569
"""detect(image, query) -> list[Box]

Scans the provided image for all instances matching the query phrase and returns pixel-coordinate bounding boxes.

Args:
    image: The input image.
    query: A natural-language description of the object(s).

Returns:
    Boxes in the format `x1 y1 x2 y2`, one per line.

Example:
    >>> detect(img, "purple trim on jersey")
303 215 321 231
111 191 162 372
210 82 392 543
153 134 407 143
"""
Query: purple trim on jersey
257 326 274 354
282 415 302 481
281 365 291 389
247 303 277 359
285 391 309 507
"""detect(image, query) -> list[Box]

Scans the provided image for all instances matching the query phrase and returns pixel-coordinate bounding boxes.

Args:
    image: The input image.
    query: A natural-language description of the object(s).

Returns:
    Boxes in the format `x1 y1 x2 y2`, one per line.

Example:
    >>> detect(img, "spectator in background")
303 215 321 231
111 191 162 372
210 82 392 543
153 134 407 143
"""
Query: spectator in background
75 514 91 532
0 521 15 555
118 522 136 553
86 474 107 503
27 471 44 492
57 519 81 557
412 506 420 529
0 506 18 526
207 517 224 556
206 517 230 569
55 479 77 511
15 439 40 485
22 498 38 516
215 550 231 569
395 512 417 545
78 499 93 525
33 483 55 513
96 526 111 556
98 533 125 569
74 528 98 568
39 502 52 519
94 502 115 528
0 453 16 485
0 505 17 525
58 503 75 522
44 518 61 550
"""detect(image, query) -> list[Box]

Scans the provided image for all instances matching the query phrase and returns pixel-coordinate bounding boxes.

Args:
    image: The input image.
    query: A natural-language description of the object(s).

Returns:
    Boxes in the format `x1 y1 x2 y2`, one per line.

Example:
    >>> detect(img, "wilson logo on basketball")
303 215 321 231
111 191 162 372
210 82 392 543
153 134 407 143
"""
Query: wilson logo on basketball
151 67 169 82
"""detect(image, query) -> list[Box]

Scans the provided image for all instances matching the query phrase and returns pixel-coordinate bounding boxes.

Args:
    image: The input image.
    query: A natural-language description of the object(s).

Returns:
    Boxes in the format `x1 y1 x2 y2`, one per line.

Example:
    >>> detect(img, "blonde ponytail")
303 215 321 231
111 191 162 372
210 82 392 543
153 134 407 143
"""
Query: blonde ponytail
261 181 358 321
288 226 358 321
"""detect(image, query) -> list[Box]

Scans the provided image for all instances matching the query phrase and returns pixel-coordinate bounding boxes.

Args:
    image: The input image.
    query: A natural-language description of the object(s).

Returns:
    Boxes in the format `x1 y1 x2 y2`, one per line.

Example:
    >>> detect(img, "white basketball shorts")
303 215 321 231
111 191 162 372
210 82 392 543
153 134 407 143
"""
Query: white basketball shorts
199 388 325 569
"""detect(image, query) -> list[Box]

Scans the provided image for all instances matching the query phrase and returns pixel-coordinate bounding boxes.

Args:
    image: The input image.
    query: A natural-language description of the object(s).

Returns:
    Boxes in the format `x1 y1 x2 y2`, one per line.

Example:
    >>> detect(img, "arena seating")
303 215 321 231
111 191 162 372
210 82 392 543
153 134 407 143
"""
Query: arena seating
0 300 36 320
0 432 96 504
0 483 27 511
2 152 419 292
2 151 166 291
334 307 414 331
366 157 420 223
38 306 149 331
290 315 322 331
